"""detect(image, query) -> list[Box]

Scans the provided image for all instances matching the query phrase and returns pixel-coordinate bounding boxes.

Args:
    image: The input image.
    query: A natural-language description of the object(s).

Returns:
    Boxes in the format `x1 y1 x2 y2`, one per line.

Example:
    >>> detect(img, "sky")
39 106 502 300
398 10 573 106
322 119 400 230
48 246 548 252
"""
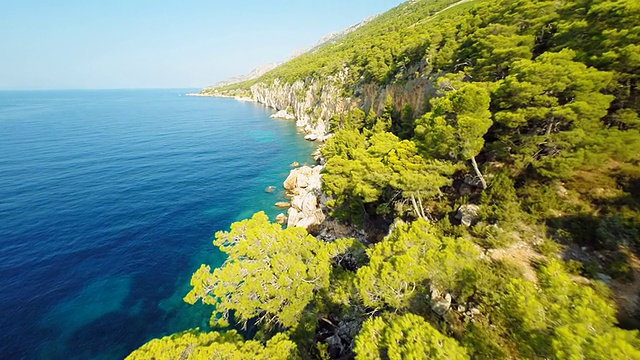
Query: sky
0 0 405 90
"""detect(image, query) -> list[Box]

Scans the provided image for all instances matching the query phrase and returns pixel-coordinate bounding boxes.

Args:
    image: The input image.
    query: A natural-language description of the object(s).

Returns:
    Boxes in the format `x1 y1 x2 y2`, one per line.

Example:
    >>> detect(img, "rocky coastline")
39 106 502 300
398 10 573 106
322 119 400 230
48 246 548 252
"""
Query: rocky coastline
186 92 255 102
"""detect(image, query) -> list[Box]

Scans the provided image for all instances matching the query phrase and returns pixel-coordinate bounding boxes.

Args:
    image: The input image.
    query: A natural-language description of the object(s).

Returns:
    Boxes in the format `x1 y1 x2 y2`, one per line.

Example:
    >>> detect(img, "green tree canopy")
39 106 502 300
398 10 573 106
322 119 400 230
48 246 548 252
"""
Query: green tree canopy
354 313 469 360
498 260 640 359
415 82 493 187
355 219 478 310
126 330 298 360
184 212 335 328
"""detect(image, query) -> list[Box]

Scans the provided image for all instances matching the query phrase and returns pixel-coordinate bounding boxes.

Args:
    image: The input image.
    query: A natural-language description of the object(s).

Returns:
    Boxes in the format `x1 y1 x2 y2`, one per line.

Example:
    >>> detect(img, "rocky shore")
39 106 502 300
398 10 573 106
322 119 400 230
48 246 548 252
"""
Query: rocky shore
186 93 255 102
282 165 326 233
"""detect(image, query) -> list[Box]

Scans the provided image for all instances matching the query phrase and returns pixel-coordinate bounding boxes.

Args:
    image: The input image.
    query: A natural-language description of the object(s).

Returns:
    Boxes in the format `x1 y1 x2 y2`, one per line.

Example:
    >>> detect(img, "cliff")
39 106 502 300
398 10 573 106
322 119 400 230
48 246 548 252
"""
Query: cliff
248 72 437 141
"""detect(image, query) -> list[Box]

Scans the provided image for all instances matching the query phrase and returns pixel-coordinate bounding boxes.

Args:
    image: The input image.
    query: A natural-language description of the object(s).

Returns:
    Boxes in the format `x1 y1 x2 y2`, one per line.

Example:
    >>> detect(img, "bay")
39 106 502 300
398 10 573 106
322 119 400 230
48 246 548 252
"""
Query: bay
0 89 316 359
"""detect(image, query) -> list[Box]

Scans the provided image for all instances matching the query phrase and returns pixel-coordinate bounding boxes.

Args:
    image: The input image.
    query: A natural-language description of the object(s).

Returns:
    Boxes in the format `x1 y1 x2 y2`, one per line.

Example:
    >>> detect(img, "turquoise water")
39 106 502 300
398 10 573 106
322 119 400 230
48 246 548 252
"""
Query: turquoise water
0 89 317 359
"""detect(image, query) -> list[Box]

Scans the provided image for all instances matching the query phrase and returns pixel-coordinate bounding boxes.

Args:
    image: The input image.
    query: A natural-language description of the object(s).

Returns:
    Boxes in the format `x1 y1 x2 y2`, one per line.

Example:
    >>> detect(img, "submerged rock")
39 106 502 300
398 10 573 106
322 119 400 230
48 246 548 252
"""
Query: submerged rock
265 186 276 193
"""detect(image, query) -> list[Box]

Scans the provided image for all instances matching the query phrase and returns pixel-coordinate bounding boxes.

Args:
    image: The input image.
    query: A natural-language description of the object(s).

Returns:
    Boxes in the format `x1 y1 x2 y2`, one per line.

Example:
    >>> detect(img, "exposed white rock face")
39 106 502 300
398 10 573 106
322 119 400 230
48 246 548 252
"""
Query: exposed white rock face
269 110 296 120
283 165 325 232
249 72 438 142
251 77 352 142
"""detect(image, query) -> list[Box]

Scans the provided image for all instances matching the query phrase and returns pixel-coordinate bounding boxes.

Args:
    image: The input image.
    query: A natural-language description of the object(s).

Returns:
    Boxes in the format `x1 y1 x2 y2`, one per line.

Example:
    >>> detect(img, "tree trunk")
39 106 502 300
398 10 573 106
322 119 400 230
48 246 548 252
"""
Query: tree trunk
410 194 428 220
470 156 487 190
410 195 422 220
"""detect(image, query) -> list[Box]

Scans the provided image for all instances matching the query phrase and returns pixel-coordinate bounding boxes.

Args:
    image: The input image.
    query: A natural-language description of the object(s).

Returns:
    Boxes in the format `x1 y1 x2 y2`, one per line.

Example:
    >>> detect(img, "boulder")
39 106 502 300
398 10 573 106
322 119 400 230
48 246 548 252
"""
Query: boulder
464 174 484 188
430 288 452 316
275 202 291 209
265 186 276 193
456 204 480 227
458 183 473 196
301 192 319 213
283 165 326 232
291 195 304 211
290 161 299 167
287 207 300 225
275 213 287 225
283 171 298 191
270 109 296 120
311 149 323 163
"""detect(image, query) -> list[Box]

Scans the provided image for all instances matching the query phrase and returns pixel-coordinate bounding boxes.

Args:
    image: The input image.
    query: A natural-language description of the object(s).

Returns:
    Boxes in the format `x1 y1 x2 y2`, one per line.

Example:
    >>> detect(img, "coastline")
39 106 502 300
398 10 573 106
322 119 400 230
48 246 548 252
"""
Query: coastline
185 93 255 102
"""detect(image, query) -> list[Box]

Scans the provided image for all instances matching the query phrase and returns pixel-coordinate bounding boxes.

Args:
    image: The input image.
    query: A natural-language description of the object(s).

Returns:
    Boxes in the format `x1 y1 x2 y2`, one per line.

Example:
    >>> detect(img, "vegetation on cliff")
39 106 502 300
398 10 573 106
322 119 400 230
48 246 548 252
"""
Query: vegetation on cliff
130 0 640 358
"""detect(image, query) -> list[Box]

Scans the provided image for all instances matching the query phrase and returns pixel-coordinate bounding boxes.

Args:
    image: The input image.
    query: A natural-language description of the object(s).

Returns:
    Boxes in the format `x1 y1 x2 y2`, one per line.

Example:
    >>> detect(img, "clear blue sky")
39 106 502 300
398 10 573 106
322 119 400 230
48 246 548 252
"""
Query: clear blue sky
0 0 405 90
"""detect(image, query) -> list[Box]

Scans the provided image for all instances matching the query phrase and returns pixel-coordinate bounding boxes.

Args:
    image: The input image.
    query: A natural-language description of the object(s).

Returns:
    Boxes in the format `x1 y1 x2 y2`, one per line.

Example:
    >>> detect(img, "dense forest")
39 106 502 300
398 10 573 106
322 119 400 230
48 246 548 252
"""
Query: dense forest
128 0 640 358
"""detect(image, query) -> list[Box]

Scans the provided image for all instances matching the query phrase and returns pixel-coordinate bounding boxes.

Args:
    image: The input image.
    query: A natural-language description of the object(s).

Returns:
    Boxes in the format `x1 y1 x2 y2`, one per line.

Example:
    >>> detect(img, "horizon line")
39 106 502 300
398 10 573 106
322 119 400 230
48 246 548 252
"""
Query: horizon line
0 87 205 92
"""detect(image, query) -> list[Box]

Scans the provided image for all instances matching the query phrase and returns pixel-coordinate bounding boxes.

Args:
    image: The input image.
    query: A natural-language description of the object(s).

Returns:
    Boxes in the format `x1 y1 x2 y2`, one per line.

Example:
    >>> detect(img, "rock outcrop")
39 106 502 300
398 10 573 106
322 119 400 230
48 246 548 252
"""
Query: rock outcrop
430 288 452 316
269 109 296 120
456 204 480 227
283 165 326 233
249 71 438 141
251 77 352 142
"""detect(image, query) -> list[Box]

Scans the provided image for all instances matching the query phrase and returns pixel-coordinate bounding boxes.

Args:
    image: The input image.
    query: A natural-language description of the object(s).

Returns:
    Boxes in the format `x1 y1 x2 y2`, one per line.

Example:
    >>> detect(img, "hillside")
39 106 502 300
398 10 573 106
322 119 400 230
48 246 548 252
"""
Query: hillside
129 0 640 358
210 15 378 89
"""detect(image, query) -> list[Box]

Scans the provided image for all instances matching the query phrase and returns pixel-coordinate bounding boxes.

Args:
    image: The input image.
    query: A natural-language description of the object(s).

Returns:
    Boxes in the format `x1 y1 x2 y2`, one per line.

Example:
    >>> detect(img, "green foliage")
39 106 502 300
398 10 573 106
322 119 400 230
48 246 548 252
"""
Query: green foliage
212 0 471 88
126 330 298 360
322 128 458 223
184 212 334 328
355 219 478 310
416 83 492 161
320 129 366 160
478 171 522 225
329 109 367 132
497 260 640 359
354 313 469 360
492 49 615 178
135 0 640 359
596 215 639 250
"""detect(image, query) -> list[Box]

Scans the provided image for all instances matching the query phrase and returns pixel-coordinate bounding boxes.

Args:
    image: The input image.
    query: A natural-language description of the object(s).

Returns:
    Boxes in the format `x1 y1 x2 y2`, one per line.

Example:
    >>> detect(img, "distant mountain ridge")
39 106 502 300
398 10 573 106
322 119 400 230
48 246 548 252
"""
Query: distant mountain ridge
212 15 377 88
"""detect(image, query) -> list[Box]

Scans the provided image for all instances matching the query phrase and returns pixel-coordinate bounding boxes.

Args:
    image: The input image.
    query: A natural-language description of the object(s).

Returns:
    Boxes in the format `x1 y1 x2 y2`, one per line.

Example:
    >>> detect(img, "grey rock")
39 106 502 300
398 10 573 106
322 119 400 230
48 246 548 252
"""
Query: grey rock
456 204 480 227
464 174 484 188
430 288 452 316
270 109 296 120
284 165 326 232
459 183 473 196
596 272 613 285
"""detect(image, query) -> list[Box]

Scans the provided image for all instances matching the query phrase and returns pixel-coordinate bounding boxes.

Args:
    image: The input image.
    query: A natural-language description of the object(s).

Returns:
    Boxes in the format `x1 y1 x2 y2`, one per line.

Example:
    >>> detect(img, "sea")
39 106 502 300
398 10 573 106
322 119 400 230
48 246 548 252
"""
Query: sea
0 89 317 359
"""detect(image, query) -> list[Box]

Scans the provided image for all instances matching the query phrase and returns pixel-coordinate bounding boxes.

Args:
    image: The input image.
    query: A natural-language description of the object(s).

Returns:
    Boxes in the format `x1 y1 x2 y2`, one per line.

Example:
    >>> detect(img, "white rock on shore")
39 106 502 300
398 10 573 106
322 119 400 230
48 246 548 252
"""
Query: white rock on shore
270 110 296 120
283 165 325 232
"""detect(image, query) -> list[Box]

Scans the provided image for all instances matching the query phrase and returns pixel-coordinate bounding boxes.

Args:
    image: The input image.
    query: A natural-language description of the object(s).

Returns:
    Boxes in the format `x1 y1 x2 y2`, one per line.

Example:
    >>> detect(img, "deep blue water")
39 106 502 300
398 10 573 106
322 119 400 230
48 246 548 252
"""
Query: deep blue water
0 89 316 359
